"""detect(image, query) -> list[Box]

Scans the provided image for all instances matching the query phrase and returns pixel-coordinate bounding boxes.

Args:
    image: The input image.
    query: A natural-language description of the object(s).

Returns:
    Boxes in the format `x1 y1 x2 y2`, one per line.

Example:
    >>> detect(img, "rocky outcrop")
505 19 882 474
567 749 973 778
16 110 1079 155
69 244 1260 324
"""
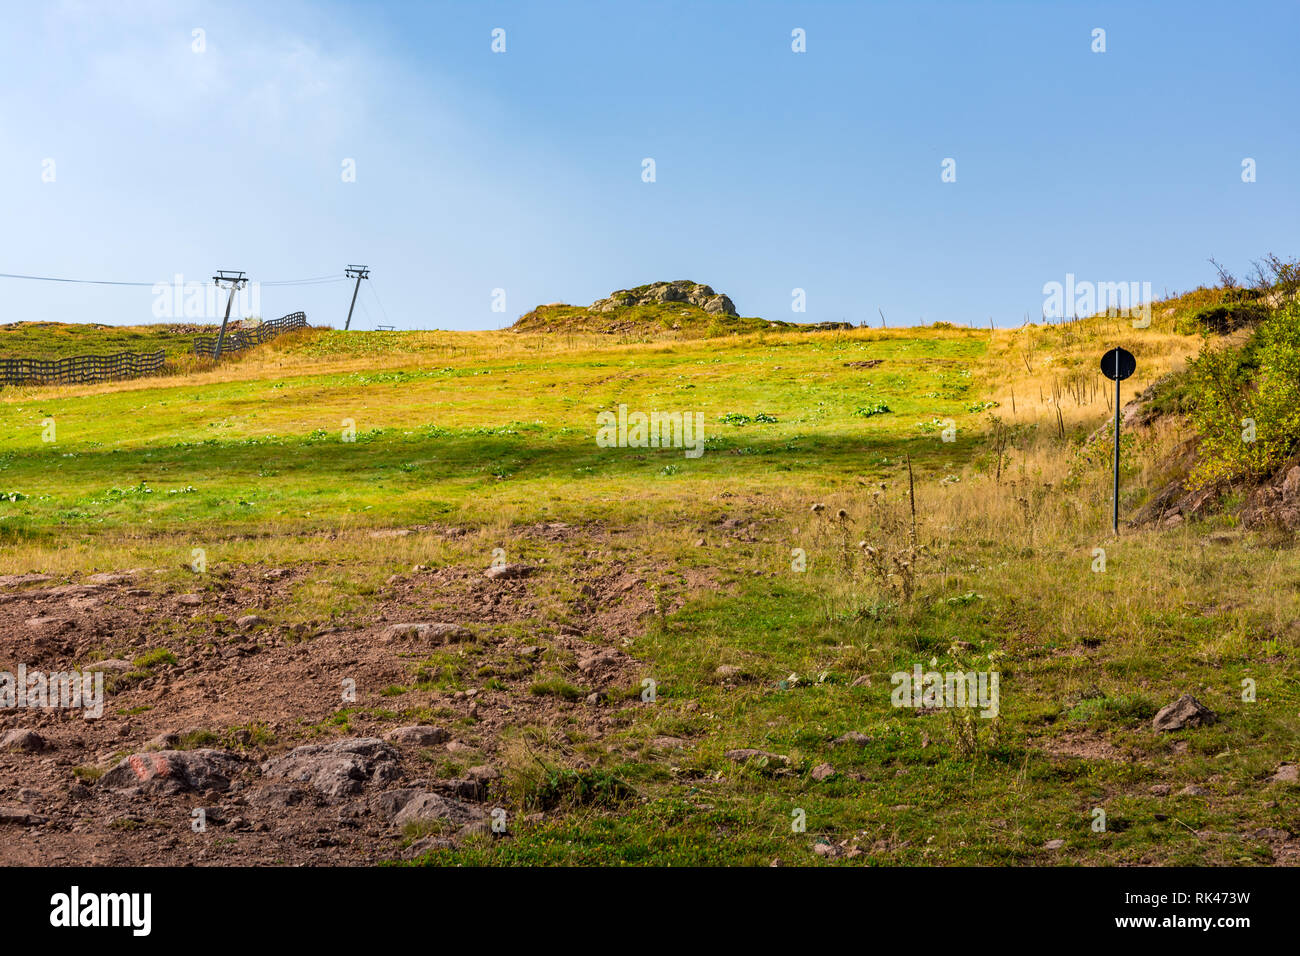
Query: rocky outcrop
260 738 400 799
1240 461 1300 531
591 281 737 316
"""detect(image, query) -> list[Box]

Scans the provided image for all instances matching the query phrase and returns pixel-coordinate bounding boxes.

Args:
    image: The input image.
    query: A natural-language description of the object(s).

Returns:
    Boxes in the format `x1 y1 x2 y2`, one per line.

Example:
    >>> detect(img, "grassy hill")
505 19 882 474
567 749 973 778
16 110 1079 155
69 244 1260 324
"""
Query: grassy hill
510 280 850 339
0 321 205 359
0 278 1297 866
509 300 786 338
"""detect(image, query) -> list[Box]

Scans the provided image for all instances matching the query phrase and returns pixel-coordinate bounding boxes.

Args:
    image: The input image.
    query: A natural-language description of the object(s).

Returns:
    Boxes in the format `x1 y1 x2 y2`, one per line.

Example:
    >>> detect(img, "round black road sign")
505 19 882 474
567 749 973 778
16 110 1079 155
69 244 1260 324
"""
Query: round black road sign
1100 347 1136 381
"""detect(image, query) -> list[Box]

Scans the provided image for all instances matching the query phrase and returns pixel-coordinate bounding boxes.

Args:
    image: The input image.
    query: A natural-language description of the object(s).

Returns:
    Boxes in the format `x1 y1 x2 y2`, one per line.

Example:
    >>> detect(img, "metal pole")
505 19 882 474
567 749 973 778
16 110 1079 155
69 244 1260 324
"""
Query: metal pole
344 273 363 331
1113 352 1120 534
214 282 237 362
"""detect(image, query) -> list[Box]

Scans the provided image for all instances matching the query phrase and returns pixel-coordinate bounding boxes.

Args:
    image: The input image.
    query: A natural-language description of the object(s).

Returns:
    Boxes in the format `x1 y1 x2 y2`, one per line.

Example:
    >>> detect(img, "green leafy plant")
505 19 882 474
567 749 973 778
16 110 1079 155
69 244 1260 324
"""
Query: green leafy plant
1187 303 1300 487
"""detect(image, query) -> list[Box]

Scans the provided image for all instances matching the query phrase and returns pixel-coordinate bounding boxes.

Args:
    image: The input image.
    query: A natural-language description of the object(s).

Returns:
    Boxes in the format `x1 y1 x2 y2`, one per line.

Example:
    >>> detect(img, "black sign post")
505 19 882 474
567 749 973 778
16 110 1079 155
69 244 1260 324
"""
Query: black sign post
1100 347 1136 533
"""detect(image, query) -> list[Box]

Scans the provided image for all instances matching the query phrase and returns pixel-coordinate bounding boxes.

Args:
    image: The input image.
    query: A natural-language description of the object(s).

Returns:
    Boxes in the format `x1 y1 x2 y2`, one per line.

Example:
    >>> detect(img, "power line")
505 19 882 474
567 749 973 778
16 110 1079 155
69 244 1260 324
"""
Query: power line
0 271 156 287
1 270 352 287
368 278 392 326
263 276 350 287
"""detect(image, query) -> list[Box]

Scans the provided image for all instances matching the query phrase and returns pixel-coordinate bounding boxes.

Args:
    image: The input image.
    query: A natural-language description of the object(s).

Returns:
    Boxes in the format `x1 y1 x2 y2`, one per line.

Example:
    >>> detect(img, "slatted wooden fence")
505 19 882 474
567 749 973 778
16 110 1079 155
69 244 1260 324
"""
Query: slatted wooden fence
0 350 166 386
192 311 308 358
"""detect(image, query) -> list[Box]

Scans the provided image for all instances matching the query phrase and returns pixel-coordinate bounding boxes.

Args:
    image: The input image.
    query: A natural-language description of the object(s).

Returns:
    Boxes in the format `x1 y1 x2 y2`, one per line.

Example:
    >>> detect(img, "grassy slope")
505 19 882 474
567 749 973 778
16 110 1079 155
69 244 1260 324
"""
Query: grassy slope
1 314 1296 866
510 301 802 338
0 321 207 359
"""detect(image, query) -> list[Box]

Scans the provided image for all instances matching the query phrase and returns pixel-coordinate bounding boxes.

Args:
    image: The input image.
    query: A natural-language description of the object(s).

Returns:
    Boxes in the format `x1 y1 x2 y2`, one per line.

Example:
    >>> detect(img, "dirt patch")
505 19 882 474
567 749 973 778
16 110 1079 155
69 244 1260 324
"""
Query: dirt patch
1035 730 1124 762
0 553 674 865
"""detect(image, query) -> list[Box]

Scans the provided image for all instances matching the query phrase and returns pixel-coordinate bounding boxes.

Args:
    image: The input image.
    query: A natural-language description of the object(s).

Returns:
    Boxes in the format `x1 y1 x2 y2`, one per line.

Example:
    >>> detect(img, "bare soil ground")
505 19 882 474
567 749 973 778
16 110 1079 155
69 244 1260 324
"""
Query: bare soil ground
0 531 684 865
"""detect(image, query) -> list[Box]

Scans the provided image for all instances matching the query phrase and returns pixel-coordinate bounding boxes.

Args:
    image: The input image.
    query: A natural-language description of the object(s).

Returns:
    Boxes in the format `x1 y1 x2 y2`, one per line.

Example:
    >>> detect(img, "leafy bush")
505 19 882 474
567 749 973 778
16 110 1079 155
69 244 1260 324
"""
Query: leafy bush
1187 302 1300 487
1175 299 1270 335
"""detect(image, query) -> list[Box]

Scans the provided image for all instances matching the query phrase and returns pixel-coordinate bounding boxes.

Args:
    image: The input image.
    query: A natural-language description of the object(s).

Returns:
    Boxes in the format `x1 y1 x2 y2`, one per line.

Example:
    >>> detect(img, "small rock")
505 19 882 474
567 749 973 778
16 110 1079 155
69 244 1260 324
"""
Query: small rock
0 806 46 826
577 649 621 674
1251 827 1291 842
1043 839 1065 850
381 622 472 643
236 614 267 629
485 563 534 580
246 784 314 810
1269 763 1298 784
454 819 492 841
0 573 52 588
385 726 450 747
810 762 835 782
1152 695 1217 732
25 616 69 631
1179 784 1210 797
832 732 872 747
1149 784 1171 796
403 836 455 859
1 729 48 753
725 749 790 766
177 593 203 606
86 570 142 585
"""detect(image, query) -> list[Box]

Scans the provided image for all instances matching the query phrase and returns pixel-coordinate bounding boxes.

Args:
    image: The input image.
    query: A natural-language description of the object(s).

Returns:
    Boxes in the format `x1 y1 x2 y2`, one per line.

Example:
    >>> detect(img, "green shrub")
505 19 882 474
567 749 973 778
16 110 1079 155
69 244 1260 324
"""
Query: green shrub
1187 303 1300 487
1175 300 1270 335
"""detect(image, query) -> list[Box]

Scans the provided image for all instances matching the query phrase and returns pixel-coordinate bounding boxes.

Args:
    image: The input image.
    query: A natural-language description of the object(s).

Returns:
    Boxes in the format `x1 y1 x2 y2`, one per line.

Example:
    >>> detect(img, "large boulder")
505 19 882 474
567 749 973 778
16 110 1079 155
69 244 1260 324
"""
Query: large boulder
260 738 400 799
590 281 739 317
100 750 242 794
702 294 736 315
391 790 486 828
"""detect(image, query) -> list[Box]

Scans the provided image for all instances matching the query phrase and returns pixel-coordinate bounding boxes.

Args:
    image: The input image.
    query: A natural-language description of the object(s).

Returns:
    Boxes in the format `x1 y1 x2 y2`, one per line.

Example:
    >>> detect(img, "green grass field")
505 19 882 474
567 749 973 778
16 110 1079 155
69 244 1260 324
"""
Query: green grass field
2 317 1296 866
0 321 206 359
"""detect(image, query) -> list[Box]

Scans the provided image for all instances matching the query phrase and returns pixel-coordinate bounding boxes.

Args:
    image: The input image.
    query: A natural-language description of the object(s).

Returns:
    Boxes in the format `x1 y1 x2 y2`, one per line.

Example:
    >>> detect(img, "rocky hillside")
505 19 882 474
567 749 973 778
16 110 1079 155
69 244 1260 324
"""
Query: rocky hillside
592 280 737 316
509 280 851 338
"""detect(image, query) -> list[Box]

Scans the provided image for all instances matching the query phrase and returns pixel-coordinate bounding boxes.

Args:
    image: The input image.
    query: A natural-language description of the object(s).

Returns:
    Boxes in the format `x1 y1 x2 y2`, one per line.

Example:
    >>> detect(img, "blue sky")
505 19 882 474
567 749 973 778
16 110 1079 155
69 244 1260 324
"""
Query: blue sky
1 0 1296 330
